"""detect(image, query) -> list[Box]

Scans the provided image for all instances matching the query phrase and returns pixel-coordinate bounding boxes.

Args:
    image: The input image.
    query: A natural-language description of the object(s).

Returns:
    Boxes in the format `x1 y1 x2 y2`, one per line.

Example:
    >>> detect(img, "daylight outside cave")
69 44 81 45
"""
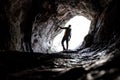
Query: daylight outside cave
1 0 120 80
52 16 91 52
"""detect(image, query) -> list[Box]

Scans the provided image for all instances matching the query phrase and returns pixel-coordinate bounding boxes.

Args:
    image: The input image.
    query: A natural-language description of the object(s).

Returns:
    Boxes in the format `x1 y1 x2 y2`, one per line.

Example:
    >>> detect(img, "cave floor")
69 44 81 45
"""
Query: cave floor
0 49 111 80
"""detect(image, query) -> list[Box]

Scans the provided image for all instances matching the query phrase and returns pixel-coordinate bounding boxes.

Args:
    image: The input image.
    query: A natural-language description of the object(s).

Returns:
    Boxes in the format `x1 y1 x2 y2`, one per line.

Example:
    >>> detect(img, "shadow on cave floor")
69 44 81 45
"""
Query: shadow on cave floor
0 48 114 80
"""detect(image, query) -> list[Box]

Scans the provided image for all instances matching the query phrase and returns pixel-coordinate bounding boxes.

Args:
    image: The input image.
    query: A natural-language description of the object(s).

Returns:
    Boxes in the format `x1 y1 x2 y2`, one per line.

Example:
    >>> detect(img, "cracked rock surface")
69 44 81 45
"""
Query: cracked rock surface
0 0 120 80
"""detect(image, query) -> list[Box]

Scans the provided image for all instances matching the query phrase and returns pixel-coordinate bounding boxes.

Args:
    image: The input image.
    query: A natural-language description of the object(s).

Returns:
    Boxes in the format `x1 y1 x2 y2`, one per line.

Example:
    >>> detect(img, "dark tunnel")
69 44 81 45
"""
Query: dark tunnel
0 0 120 80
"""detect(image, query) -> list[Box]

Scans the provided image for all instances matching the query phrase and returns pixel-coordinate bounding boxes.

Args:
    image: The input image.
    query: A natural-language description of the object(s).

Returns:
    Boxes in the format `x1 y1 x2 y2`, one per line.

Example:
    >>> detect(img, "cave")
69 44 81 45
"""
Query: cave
0 0 120 80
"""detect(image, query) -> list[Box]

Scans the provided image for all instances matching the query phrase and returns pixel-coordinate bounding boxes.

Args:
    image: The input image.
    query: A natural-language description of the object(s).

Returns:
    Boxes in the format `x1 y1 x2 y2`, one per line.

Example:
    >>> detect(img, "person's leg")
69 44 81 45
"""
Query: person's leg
66 39 69 50
61 38 65 50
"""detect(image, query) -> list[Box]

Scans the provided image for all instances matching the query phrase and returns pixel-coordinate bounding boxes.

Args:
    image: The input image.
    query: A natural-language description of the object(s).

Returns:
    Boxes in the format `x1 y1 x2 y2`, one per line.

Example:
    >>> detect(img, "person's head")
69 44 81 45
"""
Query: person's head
68 25 71 28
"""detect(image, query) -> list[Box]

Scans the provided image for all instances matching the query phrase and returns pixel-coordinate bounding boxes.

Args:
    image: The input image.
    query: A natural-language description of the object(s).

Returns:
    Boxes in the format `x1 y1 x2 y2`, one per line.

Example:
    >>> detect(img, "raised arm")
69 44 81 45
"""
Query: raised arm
59 26 68 29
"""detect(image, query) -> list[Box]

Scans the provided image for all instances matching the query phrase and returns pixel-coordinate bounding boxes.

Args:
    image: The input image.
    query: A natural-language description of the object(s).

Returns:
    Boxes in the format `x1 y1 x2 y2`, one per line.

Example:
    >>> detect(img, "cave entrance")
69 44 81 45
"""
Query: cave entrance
52 16 91 52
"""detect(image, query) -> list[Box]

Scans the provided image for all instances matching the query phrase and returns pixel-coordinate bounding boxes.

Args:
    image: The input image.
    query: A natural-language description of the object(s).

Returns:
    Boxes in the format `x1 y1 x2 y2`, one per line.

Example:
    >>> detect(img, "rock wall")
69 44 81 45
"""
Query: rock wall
31 0 112 52
0 0 115 53
1 0 120 80
81 0 120 51
0 0 33 51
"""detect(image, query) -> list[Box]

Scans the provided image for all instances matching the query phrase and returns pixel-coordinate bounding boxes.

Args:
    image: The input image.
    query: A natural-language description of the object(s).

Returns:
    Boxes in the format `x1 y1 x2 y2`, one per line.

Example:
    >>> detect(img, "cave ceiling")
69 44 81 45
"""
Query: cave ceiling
0 0 113 52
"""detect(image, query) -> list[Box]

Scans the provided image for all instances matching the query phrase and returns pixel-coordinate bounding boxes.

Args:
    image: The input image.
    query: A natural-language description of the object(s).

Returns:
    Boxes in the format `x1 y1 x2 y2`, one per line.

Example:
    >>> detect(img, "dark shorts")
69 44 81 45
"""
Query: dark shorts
62 36 70 42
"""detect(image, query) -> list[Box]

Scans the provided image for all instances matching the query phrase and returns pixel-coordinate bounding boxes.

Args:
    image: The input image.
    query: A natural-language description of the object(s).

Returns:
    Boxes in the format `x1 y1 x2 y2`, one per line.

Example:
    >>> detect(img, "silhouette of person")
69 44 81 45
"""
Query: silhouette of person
59 25 71 50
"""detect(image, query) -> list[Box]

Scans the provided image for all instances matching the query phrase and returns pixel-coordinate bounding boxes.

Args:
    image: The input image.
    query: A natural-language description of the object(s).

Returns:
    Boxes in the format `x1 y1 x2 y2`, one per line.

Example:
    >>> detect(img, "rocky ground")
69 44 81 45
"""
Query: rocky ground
0 0 120 80
1 47 120 80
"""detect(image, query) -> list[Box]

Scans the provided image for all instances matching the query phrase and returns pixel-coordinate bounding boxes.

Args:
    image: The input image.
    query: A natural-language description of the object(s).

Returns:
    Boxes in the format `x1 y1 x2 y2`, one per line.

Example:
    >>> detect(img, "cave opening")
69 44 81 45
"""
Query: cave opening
1 0 120 79
52 15 91 52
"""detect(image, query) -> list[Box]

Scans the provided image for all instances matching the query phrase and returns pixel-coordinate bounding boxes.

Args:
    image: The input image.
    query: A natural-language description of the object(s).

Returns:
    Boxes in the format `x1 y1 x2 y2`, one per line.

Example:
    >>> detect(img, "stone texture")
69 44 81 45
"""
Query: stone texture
0 0 113 52
31 0 112 52
0 0 120 80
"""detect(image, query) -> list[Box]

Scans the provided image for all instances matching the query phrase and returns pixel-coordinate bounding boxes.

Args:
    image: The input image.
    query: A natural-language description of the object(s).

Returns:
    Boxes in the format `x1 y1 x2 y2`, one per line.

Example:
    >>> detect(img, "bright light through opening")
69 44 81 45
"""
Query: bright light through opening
52 16 91 52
